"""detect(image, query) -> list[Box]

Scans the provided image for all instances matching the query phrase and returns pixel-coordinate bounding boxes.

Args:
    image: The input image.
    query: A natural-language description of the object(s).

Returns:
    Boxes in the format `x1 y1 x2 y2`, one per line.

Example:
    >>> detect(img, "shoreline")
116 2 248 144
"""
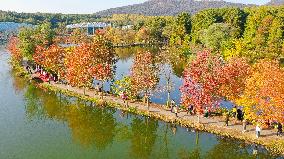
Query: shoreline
36 81 284 156
10 59 284 156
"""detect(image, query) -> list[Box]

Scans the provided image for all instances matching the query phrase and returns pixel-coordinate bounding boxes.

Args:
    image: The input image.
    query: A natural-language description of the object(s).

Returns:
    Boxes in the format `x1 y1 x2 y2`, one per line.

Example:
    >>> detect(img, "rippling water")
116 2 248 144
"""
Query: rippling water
0 48 281 159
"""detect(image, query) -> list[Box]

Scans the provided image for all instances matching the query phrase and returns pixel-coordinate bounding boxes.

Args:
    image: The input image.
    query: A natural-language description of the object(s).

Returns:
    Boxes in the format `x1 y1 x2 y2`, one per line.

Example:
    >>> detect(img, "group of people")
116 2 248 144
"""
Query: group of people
223 106 283 138
26 65 58 83
255 121 283 138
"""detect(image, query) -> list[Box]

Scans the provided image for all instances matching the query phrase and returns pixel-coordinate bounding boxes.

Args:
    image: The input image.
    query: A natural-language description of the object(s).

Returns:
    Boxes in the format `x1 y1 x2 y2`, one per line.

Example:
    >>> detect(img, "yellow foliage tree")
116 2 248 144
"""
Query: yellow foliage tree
237 59 284 124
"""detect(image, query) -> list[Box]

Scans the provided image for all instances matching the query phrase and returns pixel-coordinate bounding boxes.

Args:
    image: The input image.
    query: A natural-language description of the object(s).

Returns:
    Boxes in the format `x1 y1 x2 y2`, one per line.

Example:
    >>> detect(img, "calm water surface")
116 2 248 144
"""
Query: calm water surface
0 48 281 159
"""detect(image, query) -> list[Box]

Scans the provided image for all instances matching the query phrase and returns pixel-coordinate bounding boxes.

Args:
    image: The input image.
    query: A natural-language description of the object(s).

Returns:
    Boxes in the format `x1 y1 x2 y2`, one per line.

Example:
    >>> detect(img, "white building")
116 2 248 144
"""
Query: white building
66 22 111 35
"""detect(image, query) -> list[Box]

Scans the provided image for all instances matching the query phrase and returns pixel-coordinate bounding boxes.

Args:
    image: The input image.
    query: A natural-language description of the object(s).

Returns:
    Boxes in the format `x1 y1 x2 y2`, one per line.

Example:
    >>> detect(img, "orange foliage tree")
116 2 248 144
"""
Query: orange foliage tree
7 36 22 63
237 59 284 124
130 51 159 108
65 36 115 89
33 44 66 75
217 58 251 102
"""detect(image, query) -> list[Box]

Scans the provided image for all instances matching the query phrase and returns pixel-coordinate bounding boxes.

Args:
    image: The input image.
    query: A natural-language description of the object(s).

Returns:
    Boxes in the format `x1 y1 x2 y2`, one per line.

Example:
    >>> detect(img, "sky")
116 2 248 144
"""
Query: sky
0 0 272 14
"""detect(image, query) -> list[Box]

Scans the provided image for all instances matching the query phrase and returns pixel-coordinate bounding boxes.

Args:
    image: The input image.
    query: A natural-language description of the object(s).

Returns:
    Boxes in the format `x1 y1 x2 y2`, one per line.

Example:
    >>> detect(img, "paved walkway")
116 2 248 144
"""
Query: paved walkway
42 81 284 154
52 83 283 136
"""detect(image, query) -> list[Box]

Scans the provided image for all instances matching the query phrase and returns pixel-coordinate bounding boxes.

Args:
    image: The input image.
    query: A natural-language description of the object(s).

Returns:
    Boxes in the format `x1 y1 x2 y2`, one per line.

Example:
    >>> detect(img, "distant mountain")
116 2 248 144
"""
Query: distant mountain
266 0 284 5
95 0 255 16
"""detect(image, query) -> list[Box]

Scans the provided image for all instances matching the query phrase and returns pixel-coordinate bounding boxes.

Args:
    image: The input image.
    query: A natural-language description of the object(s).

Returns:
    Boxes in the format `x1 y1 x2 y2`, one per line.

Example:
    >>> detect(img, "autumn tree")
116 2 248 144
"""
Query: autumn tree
112 76 138 100
130 51 159 109
180 51 223 117
226 7 284 62
33 44 66 75
65 36 115 93
237 59 284 124
7 36 22 63
217 58 251 102
69 28 90 44
135 27 151 44
180 50 250 120
18 23 55 59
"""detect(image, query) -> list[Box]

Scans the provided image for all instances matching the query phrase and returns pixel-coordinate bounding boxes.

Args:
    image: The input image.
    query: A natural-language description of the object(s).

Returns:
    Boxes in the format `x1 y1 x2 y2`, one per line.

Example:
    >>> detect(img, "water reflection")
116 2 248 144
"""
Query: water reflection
3 48 281 158
130 117 158 159
66 103 116 150
21 85 279 158
24 85 117 150
114 46 184 104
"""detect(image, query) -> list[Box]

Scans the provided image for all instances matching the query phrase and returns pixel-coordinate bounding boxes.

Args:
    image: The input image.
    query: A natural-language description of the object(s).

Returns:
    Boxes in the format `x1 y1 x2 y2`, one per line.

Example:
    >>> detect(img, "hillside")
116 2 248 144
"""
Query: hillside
266 0 284 5
95 0 254 16
0 10 100 25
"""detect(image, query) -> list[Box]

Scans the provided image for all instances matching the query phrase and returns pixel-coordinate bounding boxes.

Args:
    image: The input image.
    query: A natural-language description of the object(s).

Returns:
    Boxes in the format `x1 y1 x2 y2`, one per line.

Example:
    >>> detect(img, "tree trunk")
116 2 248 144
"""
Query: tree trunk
197 115 200 123
147 97 149 110
101 81 104 99
166 75 171 108
167 90 170 108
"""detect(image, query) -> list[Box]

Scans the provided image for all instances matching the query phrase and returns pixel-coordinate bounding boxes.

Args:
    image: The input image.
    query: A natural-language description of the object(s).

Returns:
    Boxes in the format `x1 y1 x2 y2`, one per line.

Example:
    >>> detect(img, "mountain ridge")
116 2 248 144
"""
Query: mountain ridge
95 0 255 16
266 0 284 5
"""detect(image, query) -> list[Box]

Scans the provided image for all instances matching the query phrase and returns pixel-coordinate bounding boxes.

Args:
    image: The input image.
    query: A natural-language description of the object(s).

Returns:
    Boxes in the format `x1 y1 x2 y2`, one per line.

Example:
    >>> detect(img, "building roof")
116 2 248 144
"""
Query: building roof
66 22 110 29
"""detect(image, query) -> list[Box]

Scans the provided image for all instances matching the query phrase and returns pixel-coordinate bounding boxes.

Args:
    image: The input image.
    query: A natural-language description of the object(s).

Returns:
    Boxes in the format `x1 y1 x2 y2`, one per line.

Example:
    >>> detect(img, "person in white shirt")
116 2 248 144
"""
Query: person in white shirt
256 124 261 138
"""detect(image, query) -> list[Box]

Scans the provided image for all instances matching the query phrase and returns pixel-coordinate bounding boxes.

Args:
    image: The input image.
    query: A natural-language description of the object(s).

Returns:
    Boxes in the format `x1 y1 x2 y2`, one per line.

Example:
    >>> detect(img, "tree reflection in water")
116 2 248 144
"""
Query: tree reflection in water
24 84 117 150
130 116 158 159
19 73 279 159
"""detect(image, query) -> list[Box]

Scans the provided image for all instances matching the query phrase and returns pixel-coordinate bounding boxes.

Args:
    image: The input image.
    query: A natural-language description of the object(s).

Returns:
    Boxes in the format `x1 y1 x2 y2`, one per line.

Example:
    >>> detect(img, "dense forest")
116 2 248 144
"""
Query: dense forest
0 11 100 25
102 6 284 64
9 6 284 66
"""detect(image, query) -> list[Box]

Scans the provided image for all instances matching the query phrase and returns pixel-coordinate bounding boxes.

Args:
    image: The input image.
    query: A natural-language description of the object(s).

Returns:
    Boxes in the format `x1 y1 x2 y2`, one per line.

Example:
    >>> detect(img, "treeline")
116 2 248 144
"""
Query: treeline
104 6 284 62
0 10 100 26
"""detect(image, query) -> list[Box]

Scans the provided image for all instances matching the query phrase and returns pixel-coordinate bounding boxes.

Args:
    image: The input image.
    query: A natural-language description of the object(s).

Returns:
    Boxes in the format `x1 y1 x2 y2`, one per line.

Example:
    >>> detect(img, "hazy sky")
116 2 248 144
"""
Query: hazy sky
0 0 271 14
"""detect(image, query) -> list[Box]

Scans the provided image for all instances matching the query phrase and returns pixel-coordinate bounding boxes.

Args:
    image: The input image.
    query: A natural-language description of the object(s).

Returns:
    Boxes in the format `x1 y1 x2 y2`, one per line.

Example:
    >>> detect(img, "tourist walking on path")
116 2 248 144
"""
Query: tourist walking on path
94 83 100 95
173 105 178 117
232 106 237 118
120 91 128 107
277 122 282 136
170 100 175 113
224 112 229 126
256 124 261 138
242 119 247 133
237 108 243 121
204 107 209 118
187 105 193 115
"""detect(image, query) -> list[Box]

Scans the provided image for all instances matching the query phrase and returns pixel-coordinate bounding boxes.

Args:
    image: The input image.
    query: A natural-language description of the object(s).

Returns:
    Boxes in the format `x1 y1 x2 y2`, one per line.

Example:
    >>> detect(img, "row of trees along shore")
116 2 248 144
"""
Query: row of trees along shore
7 5 284 127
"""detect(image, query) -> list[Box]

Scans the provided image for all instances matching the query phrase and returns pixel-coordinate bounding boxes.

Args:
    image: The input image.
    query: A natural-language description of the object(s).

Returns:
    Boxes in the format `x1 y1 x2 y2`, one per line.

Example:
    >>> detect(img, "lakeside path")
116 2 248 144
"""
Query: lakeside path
40 81 284 155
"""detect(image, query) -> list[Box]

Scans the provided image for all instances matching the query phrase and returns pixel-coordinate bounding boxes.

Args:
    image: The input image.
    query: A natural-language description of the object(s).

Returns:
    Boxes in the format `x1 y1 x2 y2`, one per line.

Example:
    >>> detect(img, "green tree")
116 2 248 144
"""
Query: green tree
226 7 284 62
18 22 55 59
198 23 238 51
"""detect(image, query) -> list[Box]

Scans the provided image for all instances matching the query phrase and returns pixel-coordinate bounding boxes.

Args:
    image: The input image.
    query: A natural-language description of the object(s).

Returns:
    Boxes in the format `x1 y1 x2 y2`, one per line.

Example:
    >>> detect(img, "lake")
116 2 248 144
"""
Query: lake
0 47 280 158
